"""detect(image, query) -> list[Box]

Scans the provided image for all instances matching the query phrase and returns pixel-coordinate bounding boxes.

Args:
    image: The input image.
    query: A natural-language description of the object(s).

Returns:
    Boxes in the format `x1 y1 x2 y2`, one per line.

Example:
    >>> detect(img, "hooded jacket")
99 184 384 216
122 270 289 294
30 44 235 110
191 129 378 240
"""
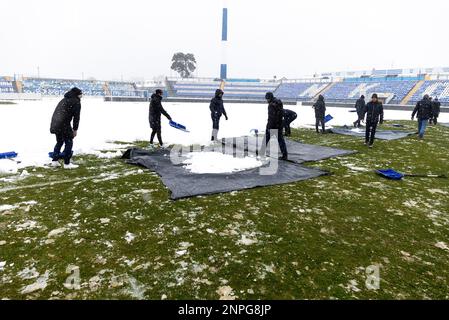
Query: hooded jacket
266 96 284 129
209 90 227 118
149 93 171 128
432 99 441 117
283 109 297 122
412 96 433 120
50 88 82 135
313 95 326 118
364 100 384 123
355 97 366 117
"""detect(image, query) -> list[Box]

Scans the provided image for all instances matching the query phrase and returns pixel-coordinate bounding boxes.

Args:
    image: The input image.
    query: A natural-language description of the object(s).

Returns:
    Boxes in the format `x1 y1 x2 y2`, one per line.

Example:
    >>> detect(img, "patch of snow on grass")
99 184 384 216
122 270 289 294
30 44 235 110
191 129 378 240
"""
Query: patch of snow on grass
182 152 262 174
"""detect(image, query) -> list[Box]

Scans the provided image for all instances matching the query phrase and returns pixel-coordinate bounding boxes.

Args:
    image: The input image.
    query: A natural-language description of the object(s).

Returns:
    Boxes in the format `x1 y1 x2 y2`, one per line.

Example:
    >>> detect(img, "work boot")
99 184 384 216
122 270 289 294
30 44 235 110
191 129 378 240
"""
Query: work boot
278 155 288 161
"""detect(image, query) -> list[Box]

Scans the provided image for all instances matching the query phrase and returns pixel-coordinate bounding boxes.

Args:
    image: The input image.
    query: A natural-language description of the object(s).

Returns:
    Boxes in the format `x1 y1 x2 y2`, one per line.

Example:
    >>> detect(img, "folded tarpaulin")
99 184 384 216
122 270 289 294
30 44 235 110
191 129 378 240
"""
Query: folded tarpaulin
330 127 415 140
0 151 18 159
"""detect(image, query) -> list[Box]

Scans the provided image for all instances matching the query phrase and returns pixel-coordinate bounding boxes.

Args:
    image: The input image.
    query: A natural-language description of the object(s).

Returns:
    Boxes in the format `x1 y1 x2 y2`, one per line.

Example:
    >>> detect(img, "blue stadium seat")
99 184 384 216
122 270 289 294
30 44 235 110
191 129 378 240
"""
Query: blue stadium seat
324 80 417 104
409 81 449 104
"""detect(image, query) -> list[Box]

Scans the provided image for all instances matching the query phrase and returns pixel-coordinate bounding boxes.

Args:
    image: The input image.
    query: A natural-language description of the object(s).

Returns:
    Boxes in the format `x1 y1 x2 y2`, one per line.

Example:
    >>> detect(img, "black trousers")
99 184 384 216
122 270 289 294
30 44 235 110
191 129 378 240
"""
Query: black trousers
211 115 221 141
283 114 297 136
52 132 73 164
265 129 288 158
365 121 378 145
315 116 325 133
150 126 163 145
354 114 363 128
431 115 438 125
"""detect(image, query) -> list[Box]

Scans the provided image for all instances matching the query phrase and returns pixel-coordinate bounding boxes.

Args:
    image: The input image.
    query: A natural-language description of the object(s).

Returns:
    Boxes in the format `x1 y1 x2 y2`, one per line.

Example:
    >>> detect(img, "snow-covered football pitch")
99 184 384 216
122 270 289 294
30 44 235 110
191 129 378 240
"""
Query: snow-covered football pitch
0 98 449 299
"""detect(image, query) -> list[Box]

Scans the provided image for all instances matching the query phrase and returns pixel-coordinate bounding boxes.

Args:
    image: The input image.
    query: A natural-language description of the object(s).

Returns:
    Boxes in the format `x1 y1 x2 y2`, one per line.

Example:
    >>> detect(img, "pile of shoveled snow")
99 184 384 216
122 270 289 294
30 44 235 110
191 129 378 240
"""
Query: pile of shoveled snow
182 152 263 174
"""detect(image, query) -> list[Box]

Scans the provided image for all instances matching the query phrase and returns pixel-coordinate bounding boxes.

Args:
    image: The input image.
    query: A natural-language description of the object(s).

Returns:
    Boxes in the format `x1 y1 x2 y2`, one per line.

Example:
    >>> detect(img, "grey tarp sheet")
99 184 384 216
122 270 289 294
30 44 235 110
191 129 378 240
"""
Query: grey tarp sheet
441 123 449 128
330 128 415 140
219 136 356 164
122 148 330 200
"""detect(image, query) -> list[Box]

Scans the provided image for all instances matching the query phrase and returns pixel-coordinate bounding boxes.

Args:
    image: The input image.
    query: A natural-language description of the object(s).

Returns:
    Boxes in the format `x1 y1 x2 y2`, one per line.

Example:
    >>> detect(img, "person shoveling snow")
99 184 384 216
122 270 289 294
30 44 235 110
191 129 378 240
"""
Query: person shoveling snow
49 87 82 169
149 89 172 148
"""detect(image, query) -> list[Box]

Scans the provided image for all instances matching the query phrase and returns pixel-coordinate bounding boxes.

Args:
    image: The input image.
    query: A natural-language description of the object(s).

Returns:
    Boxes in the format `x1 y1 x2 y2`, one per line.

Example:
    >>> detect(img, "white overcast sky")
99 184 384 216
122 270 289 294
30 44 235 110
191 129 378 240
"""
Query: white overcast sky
0 0 448 81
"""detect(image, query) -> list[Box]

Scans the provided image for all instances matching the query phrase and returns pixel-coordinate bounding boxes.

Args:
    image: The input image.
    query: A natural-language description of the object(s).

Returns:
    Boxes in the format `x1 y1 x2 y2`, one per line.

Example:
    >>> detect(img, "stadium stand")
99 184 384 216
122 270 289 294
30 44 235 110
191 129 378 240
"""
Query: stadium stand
0 80 15 93
408 80 449 104
22 78 105 96
171 79 279 100
274 82 329 101
324 79 418 104
108 81 143 97
3 71 449 105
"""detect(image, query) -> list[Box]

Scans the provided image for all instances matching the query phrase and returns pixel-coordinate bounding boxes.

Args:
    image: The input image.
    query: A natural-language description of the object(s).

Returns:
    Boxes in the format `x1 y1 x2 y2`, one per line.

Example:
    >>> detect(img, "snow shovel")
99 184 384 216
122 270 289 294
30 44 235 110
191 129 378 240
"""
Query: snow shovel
0 151 18 159
376 169 447 180
324 114 333 123
169 120 189 132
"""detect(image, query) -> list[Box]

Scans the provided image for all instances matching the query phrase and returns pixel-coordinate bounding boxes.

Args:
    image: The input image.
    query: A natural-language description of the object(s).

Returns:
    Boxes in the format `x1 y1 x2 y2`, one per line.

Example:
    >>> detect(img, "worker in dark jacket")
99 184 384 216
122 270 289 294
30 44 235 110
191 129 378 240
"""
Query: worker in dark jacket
283 109 297 136
49 87 82 169
353 95 365 128
412 94 433 139
263 92 288 160
431 97 441 125
364 93 384 147
210 89 228 141
313 95 326 133
149 89 172 146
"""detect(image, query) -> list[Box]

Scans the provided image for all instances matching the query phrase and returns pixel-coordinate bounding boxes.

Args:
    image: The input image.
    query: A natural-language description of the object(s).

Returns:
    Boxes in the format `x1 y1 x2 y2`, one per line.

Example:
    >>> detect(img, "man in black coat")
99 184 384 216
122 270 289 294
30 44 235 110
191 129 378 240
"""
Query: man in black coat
149 89 172 146
49 87 82 168
364 93 384 147
412 94 433 139
263 92 288 160
353 95 365 128
431 97 441 125
210 89 228 141
283 109 297 136
313 95 326 133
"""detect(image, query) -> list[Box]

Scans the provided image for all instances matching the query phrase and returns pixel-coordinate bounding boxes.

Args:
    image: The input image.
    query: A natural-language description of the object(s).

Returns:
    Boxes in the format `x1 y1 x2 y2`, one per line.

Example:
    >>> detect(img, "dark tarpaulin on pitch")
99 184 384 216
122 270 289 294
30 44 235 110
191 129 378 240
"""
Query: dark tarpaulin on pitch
441 123 449 128
330 127 415 140
122 148 329 200
219 136 356 164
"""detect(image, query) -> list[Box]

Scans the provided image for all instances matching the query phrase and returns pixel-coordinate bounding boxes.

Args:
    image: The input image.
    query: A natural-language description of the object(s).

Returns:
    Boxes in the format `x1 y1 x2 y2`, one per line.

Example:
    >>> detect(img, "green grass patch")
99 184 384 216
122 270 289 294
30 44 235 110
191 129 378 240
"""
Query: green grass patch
1 121 448 299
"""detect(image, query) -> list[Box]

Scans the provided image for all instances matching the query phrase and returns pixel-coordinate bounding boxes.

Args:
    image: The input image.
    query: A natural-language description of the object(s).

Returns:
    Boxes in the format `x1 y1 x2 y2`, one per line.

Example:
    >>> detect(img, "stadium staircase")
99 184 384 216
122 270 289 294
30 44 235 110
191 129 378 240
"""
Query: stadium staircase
313 82 336 100
103 83 111 96
165 79 176 96
401 80 425 105
13 80 23 93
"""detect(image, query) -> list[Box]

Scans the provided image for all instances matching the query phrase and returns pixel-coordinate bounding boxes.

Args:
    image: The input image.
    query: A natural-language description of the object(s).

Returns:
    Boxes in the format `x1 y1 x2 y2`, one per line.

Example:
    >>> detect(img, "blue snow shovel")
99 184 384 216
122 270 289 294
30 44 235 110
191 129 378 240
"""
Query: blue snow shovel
0 151 18 159
169 120 189 132
376 169 447 180
324 114 334 123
